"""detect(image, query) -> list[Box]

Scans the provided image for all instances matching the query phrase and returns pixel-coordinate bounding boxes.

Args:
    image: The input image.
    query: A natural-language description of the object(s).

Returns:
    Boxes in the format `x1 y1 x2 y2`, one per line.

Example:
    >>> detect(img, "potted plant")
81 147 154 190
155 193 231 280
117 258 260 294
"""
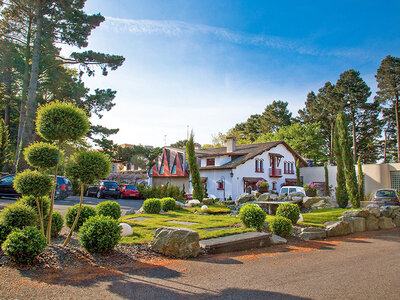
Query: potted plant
256 180 269 193
304 182 317 197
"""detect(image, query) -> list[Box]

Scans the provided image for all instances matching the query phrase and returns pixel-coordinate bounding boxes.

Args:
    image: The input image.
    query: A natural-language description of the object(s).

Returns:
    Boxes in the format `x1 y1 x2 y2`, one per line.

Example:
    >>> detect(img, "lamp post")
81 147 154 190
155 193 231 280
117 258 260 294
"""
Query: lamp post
221 176 225 201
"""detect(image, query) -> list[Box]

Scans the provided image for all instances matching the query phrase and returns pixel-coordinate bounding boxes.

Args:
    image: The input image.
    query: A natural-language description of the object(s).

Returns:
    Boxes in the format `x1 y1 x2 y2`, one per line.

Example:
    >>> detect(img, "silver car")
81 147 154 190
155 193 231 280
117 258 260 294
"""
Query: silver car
373 189 399 206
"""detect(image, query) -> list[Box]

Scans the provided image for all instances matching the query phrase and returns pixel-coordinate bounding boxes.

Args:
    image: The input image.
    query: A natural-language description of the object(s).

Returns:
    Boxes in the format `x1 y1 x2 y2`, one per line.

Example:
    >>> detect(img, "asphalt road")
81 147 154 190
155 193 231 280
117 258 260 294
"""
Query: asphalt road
0 195 144 215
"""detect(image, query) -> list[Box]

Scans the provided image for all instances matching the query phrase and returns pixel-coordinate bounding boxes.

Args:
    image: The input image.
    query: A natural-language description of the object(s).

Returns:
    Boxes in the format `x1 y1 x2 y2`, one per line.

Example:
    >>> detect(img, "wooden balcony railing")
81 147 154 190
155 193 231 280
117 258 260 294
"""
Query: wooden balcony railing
269 168 282 177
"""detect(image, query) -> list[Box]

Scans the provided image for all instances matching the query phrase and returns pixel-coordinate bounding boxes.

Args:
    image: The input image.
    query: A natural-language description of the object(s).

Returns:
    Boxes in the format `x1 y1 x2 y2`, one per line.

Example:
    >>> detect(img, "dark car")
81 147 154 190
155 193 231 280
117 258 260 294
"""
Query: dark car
0 174 73 200
119 184 139 199
373 189 399 206
86 181 120 199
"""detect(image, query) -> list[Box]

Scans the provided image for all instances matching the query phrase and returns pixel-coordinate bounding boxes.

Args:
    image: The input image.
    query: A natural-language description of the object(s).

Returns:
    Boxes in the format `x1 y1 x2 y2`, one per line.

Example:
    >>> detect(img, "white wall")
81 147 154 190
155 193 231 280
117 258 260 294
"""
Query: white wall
200 155 231 167
199 169 233 200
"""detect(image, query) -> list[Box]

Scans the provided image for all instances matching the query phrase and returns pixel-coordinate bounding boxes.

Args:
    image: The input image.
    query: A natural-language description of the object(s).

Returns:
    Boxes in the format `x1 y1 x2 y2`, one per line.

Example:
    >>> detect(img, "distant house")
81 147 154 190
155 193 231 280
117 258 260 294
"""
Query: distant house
149 137 308 199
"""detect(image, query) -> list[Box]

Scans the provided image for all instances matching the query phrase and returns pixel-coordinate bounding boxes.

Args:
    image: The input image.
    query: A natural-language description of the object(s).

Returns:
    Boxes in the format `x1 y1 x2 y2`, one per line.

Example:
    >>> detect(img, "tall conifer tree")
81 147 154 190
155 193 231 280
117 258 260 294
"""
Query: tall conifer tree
334 114 348 208
186 132 204 201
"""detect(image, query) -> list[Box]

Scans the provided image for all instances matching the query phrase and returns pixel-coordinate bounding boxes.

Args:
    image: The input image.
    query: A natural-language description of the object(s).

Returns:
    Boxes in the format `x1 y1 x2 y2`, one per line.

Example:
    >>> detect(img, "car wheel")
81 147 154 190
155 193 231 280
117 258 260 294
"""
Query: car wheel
97 191 102 199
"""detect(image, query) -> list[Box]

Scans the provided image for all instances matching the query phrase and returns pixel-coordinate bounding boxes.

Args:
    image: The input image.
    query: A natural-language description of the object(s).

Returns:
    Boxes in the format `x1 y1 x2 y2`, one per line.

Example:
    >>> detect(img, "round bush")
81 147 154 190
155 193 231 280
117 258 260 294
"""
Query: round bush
0 203 38 229
44 210 64 238
161 197 176 211
0 222 12 244
65 204 96 230
269 216 293 238
13 170 53 197
142 198 161 214
23 142 59 169
2 226 47 264
276 202 300 224
96 201 121 219
36 101 90 142
239 204 266 230
79 215 122 253
66 150 111 185
20 195 50 218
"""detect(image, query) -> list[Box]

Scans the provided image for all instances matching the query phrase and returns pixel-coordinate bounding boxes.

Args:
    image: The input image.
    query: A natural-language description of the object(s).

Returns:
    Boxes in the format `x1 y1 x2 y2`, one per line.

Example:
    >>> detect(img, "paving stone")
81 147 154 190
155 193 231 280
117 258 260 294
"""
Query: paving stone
167 220 198 226
129 217 150 221
202 227 232 232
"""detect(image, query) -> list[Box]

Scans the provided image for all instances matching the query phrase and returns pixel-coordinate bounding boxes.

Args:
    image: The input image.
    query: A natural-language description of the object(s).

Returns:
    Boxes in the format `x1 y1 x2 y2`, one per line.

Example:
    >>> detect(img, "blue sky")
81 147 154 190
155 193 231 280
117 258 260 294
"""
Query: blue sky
77 0 400 147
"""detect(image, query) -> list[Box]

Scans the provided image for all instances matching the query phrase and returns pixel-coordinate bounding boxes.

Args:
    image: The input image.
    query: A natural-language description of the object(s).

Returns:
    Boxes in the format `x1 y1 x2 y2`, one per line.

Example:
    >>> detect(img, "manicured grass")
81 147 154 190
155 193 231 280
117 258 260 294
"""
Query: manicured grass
185 204 231 214
120 209 254 244
299 208 354 227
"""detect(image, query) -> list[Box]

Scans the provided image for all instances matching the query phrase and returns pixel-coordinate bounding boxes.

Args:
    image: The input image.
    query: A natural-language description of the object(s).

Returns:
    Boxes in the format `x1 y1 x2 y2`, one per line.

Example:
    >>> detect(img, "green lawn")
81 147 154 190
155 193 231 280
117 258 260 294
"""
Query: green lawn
299 208 354 227
185 204 231 214
119 209 254 244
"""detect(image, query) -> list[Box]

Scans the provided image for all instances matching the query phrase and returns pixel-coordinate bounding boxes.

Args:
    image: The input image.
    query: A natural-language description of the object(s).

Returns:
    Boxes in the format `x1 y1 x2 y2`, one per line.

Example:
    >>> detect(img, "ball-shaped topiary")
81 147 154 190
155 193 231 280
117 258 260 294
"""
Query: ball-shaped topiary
13 170 53 198
66 150 111 185
96 201 121 219
79 215 122 253
65 204 96 230
269 216 293 238
20 195 50 218
0 222 12 244
44 210 64 238
2 226 47 265
276 202 301 224
36 101 90 143
239 204 266 230
142 198 161 214
161 197 176 211
23 142 59 169
0 203 38 229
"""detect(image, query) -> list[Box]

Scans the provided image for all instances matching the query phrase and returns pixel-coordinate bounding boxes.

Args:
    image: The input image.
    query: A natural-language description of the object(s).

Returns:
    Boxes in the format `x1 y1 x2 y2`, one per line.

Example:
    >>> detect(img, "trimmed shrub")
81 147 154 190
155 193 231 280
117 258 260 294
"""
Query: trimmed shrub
269 216 293 238
20 195 50 218
79 215 122 253
276 203 300 224
0 223 12 244
65 204 96 230
36 101 90 143
2 226 47 264
96 201 121 219
239 204 266 230
142 198 161 214
160 197 176 211
23 142 59 169
0 203 38 229
13 170 53 197
44 211 64 238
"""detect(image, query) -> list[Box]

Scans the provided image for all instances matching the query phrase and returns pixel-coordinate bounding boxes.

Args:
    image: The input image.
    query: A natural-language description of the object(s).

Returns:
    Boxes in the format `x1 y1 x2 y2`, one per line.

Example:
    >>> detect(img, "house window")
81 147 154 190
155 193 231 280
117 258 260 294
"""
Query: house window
272 182 277 190
255 159 264 173
290 162 294 174
217 181 224 190
284 162 287 174
206 158 215 166
260 159 264 172
255 160 259 172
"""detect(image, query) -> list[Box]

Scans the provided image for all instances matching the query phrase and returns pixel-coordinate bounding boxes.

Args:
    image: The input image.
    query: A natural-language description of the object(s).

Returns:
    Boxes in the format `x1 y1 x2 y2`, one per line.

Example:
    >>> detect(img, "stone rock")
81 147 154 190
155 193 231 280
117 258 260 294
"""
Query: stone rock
311 200 326 210
380 206 393 218
175 201 185 208
185 199 201 208
269 194 278 201
379 217 395 229
257 193 270 202
300 227 327 240
341 216 366 233
234 193 255 206
201 198 214 205
150 227 200 258
125 208 136 216
252 191 261 199
367 206 381 218
365 215 379 231
326 221 351 237
291 196 303 204
135 207 144 214
119 223 133 237
298 213 304 222
342 209 370 218
270 234 287 245
291 192 306 198
303 197 325 209
391 207 400 218
392 215 400 227
201 205 208 212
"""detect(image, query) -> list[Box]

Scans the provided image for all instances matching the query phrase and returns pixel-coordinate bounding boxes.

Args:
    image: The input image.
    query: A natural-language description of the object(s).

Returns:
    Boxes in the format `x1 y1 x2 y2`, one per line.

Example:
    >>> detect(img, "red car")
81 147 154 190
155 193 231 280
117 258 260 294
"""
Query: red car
119 184 139 199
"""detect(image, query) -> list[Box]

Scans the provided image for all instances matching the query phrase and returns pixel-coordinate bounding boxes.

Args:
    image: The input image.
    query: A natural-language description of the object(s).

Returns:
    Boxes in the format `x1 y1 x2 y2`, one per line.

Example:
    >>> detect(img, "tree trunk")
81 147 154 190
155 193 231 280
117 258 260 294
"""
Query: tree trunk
4 66 12 126
395 96 400 163
63 183 84 246
330 120 335 164
351 114 357 163
384 128 388 164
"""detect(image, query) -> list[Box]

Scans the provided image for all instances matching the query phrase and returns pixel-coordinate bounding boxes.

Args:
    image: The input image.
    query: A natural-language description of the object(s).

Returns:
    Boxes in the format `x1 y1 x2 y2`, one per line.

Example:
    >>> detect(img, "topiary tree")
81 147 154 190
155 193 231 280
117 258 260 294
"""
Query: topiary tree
96 201 121 219
239 204 266 230
35 101 90 243
276 203 300 224
269 216 293 238
324 162 330 196
13 170 53 233
65 204 96 231
160 197 176 211
186 131 204 200
44 211 64 238
64 150 111 246
0 222 12 245
142 198 162 214
296 159 301 186
334 114 349 208
357 157 365 202
23 142 59 171
19 195 50 219
0 202 38 229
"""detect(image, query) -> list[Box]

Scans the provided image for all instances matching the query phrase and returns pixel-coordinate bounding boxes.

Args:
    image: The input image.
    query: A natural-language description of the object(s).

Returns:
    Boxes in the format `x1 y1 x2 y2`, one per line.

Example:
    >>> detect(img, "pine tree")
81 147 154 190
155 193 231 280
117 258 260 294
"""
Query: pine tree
357 157 365 202
296 159 301 186
334 114 348 208
186 132 204 200
324 162 330 196
336 112 359 208
0 119 10 172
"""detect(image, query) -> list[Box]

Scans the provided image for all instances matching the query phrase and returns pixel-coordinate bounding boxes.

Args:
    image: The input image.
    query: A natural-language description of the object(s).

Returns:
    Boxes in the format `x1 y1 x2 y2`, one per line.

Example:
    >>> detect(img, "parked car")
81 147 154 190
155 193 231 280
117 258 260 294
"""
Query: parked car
119 184 139 199
0 174 72 200
373 189 399 206
86 180 120 199
279 186 306 197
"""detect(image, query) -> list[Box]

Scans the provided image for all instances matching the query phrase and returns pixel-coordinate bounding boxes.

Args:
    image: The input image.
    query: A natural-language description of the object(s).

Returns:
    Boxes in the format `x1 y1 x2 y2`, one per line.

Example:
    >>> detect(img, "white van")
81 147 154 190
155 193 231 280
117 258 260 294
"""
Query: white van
279 186 305 196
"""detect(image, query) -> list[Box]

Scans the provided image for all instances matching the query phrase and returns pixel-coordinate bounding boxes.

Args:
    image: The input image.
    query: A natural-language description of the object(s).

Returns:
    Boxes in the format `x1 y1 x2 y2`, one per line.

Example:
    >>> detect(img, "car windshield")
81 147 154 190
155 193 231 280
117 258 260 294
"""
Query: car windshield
0 175 14 184
103 182 119 188
125 185 137 190
376 190 396 197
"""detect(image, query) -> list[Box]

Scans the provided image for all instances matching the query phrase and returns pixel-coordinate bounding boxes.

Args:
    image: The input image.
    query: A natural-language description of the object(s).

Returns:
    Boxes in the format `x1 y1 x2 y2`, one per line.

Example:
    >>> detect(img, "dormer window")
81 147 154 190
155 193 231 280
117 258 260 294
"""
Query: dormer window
206 158 215 166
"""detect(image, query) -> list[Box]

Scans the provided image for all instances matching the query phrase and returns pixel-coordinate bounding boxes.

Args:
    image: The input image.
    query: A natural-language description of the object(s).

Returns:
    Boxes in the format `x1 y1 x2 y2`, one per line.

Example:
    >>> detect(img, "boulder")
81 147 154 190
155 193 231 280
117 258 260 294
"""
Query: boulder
311 200 326 210
300 227 327 240
342 209 370 218
291 196 303 204
201 198 214 205
303 197 325 209
119 223 134 237
326 221 351 237
257 193 270 202
365 215 379 231
135 207 144 214
392 215 400 227
270 194 279 201
341 216 366 233
234 193 255 206
150 227 200 258
252 191 261 199
269 234 287 245
185 199 201 208
125 208 136 216
175 201 185 208
380 206 393 218
391 207 400 218
379 217 395 229
367 206 381 218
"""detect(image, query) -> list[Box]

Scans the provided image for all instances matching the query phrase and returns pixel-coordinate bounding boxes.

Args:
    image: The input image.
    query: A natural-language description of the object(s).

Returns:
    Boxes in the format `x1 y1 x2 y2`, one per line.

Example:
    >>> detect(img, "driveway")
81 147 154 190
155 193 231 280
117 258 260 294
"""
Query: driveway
0 196 144 215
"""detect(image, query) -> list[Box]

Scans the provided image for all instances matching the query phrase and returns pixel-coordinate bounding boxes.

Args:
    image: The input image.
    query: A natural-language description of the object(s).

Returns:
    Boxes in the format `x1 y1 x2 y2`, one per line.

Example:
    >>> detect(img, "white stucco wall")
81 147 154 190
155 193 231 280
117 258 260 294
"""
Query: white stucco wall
199 169 233 200
200 155 231 167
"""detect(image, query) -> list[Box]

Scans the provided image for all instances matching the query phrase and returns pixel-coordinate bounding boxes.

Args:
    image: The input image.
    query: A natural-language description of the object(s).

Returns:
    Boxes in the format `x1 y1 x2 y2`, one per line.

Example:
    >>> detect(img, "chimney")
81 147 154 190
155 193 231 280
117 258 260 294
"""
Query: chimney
226 136 236 153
